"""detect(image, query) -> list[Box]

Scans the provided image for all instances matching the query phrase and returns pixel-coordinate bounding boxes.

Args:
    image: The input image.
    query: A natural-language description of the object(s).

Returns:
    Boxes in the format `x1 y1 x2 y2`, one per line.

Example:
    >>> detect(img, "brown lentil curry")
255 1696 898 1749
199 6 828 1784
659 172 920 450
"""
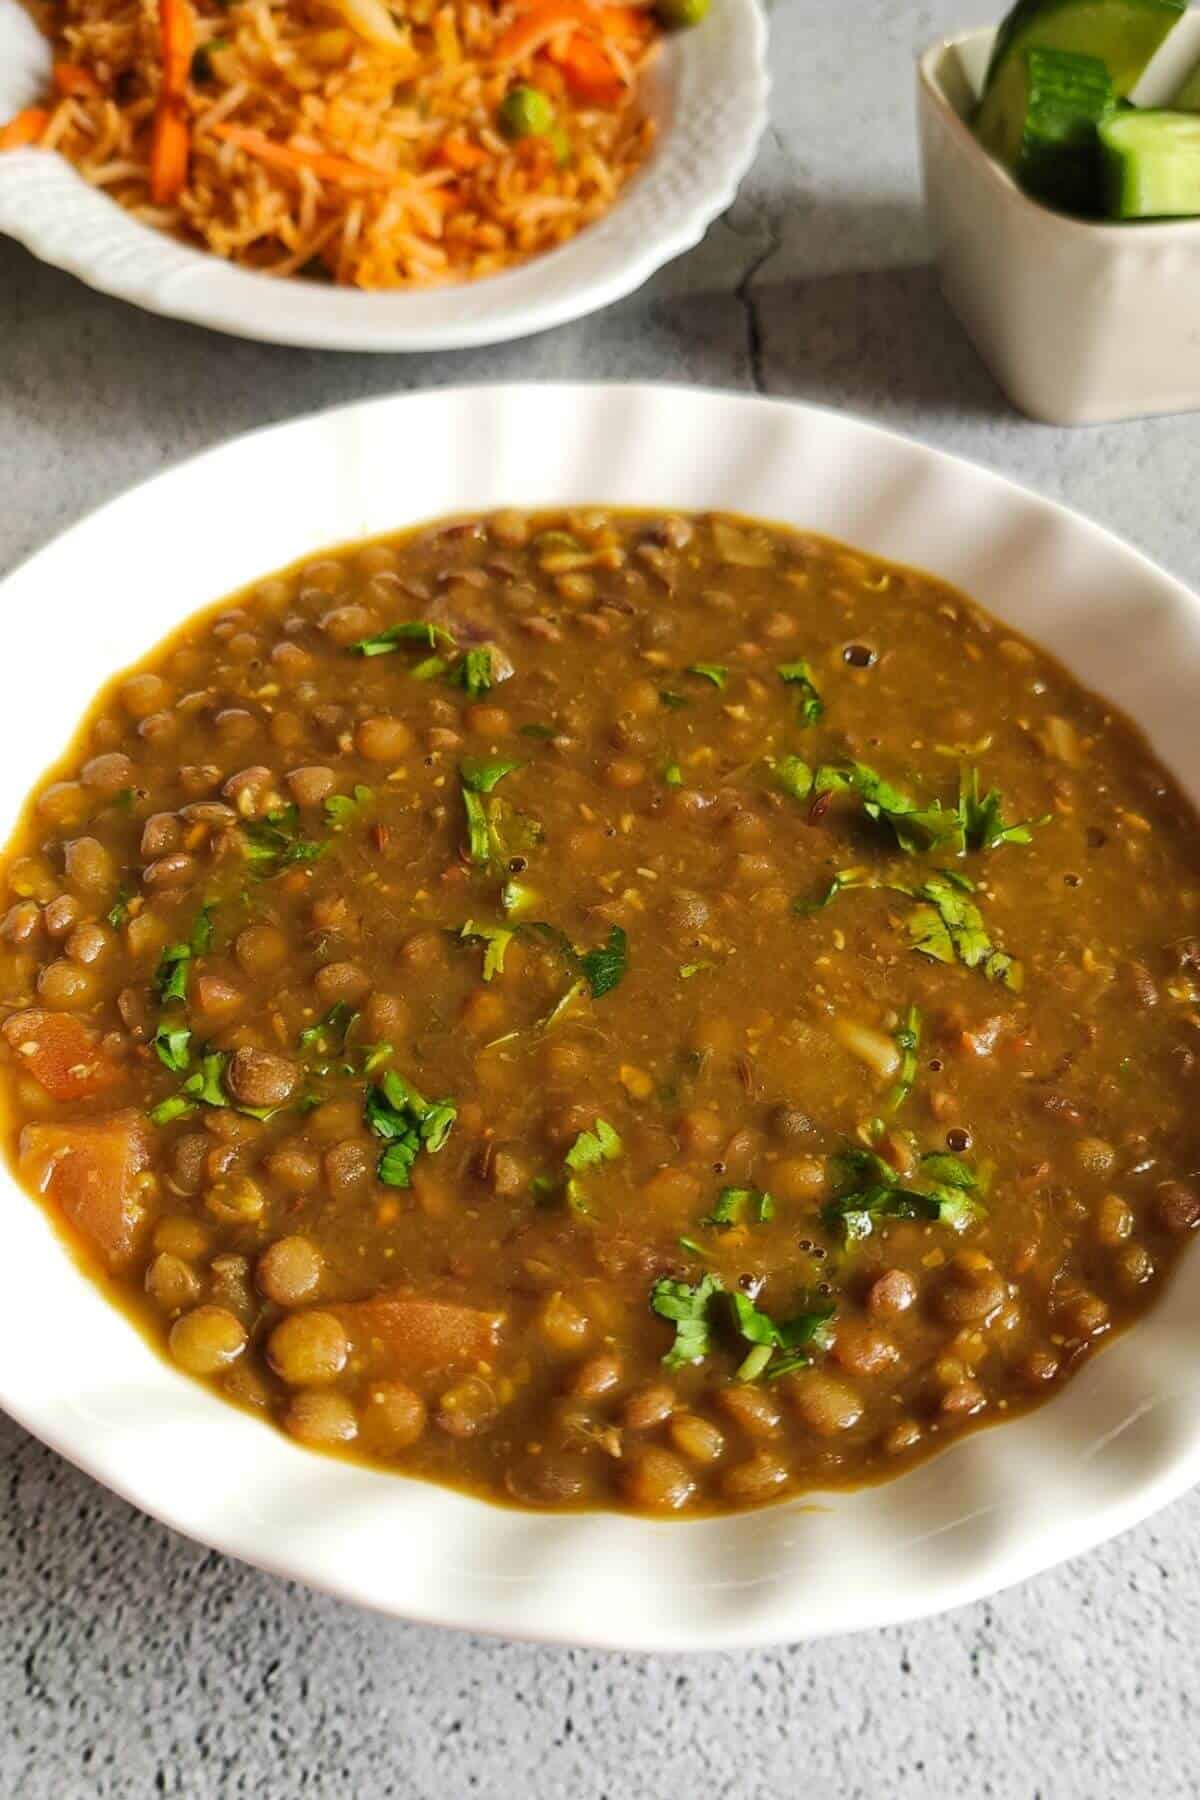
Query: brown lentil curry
2 508 1199 1516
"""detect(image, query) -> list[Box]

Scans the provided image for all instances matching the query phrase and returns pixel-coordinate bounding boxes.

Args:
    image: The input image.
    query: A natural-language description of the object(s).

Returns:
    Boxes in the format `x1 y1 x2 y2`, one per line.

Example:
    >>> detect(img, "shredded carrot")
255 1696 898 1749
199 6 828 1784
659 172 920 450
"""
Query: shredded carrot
503 0 648 50
150 0 195 204
495 1 599 63
159 0 195 93
208 120 406 189
436 134 488 173
0 108 49 151
548 32 625 106
54 62 103 98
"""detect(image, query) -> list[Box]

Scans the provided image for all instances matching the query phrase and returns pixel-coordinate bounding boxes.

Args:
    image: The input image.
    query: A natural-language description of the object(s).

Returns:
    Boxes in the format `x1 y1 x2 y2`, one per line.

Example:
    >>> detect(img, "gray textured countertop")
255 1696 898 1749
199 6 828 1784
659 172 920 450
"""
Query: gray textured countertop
4 1 1200 1793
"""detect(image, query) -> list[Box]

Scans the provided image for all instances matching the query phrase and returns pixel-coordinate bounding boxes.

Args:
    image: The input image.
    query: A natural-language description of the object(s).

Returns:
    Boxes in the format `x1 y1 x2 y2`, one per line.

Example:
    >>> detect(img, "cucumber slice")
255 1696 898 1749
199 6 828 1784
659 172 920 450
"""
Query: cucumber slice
1170 52 1200 110
981 0 1184 104
1099 107 1200 214
978 47 1114 210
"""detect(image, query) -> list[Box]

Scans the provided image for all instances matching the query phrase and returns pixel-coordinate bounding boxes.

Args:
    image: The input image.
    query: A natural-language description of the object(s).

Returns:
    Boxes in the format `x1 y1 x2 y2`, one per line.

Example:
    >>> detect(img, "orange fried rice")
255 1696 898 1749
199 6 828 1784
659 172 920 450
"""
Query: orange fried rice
3 0 669 287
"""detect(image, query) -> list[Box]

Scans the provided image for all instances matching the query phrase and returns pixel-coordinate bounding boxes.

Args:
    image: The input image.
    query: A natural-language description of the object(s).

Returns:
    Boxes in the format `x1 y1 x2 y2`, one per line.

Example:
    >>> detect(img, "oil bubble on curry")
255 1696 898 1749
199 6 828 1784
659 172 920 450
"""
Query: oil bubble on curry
2 508 1199 1515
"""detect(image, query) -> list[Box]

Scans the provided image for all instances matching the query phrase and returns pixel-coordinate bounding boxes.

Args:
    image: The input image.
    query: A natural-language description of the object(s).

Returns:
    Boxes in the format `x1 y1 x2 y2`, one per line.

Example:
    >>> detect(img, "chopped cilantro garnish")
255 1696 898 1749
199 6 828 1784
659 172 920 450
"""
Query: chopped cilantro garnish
680 960 714 979
564 1119 622 1173
241 805 325 872
298 1002 357 1058
794 866 874 913
957 768 1051 853
823 1144 987 1245
659 690 688 710
153 1022 192 1074
462 789 491 865
579 924 628 999
650 1272 724 1370
460 919 514 980
500 878 536 917
884 1004 922 1114
663 762 683 787
905 872 1023 990
106 887 133 929
155 904 212 1004
815 762 961 855
794 867 1020 988
772 755 814 804
148 1094 194 1126
459 758 521 866
352 620 454 658
704 1185 775 1228
520 723 557 740
728 1291 835 1381
460 756 521 794
411 655 448 682
156 940 192 1005
452 649 495 698
678 1235 708 1258
687 663 728 690
778 659 823 725
365 1069 456 1188
324 785 374 831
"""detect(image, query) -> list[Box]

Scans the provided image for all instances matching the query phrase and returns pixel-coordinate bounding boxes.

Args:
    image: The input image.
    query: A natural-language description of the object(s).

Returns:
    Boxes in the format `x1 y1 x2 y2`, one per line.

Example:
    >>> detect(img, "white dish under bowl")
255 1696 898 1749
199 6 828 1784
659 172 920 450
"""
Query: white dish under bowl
0 0 767 351
919 16 1200 425
4 384 1200 1649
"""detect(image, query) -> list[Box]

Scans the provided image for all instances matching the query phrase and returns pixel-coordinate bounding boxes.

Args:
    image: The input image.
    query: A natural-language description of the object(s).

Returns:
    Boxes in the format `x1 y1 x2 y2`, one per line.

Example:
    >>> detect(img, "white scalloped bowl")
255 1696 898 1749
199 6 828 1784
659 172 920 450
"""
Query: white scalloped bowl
0 0 767 350
3 385 1200 1650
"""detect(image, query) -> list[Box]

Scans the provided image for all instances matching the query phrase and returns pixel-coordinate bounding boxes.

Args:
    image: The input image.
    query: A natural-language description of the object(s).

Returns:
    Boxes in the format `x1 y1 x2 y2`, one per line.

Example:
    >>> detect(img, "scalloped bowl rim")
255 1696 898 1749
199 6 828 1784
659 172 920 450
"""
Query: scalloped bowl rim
2 383 1200 1650
0 0 769 350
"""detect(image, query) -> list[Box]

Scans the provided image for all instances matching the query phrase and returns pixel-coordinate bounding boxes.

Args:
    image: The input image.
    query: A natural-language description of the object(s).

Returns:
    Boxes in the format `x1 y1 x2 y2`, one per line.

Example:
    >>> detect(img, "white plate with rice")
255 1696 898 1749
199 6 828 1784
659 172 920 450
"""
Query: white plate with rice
0 0 768 351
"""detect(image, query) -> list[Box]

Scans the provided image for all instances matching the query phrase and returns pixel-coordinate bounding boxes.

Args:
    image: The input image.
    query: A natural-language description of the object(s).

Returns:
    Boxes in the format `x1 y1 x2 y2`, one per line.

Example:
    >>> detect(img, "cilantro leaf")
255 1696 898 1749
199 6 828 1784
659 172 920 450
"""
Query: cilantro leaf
298 1002 357 1059
687 664 728 690
793 866 875 913
365 1069 457 1187
704 1186 775 1228
823 1143 988 1244
106 887 133 930
815 762 961 855
460 919 514 980
153 1023 192 1073
156 941 193 1005
148 1093 196 1126
957 768 1050 853
728 1291 835 1380
564 1119 622 1173
352 620 455 658
451 649 495 698
905 873 1023 991
772 755 814 804
778 659 823 726
579 925 628 999
460 756 521 794
462 789 491 866
884 1004 922 1114
241 805 325 872
663 762 683 788
650 1273 725 1369
659 690 688 710
325 785 374 832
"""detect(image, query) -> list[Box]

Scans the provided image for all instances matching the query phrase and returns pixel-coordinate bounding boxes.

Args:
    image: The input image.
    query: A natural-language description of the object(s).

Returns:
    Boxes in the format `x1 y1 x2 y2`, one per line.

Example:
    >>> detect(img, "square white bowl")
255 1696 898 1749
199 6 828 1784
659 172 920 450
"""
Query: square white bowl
918 16 1200 424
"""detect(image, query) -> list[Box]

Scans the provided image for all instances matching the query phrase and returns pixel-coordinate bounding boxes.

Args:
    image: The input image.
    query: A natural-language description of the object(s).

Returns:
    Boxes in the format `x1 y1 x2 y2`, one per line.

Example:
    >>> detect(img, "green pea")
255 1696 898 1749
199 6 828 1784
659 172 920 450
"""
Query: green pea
499 85 556 140
657 0 710 24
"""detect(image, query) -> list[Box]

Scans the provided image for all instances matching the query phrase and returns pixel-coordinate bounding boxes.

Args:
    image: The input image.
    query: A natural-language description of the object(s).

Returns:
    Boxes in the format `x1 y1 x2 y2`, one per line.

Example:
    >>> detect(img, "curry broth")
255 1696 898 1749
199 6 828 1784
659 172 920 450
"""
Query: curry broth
2 507 1198 1515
